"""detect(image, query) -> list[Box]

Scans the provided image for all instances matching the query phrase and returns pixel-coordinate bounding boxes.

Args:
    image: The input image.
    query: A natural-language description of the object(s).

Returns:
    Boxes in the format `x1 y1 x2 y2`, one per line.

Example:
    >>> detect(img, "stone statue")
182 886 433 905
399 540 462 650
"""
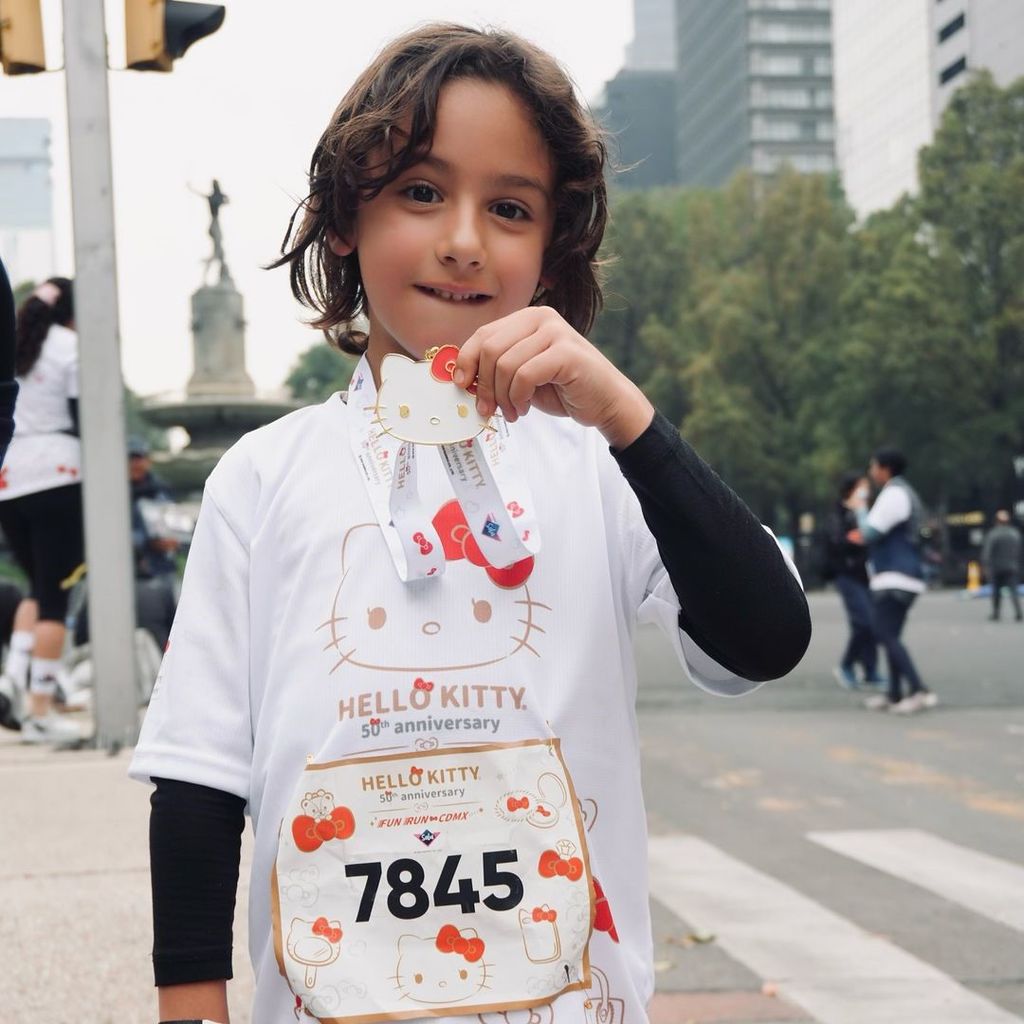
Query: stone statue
191 179 231 284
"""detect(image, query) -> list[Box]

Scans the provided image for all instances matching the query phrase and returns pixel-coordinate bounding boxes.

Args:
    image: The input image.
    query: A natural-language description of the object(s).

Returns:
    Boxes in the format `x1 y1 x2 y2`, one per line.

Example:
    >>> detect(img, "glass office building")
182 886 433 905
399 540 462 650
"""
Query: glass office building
676 0 836 187
832 0 1024 218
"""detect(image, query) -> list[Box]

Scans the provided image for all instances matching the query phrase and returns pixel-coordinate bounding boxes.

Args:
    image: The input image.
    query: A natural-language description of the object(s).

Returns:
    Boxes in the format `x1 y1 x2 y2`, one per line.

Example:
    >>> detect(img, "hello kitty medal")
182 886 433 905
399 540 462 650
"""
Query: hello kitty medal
350 345 540 583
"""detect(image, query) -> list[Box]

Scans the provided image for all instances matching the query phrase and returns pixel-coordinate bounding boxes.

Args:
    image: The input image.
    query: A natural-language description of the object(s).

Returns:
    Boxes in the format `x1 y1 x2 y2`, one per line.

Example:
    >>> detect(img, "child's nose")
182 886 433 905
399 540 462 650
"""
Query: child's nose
437 205 485 269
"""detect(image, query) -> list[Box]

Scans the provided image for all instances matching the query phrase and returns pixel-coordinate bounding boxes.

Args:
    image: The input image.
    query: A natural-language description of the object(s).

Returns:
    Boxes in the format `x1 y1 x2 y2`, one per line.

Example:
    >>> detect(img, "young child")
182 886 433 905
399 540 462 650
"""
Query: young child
131 24 809 1024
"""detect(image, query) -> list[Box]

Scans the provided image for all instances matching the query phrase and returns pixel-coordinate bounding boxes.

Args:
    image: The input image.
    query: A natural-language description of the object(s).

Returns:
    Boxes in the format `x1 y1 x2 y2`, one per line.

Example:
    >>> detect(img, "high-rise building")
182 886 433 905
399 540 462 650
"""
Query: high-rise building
600 69 679 189
0 119 55 286
599 0 678 188
625 0 676 71
832 0 1024 219
675 0 836 187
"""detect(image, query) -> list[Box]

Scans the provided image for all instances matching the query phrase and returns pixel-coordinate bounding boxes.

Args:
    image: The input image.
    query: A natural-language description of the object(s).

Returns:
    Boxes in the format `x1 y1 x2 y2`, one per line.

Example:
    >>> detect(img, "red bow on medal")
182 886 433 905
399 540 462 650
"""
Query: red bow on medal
429 344 478 395
435 924 485 962
291 805 356 853
413 678 434 692
531 905 557 923
432 500 534 590
538 849 584 881
507 796 530 812
312 916 342 943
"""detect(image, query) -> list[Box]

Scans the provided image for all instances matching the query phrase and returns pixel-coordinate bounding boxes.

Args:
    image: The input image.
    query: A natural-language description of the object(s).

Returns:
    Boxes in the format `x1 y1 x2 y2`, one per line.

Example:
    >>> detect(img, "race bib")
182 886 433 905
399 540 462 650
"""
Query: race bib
273 740 594 1022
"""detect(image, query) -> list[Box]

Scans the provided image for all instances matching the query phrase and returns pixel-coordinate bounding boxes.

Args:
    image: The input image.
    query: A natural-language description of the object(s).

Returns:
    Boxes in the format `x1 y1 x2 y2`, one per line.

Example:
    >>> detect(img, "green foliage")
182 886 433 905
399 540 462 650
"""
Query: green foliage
286 342 356 403
590 73 1024 527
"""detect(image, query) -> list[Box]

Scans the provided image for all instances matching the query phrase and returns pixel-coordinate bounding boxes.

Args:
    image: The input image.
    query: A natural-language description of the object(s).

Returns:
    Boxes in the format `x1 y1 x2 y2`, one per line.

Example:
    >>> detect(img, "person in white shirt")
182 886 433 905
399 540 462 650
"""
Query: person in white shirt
852 447 936 714
0 278 85 744
130 25 811 1024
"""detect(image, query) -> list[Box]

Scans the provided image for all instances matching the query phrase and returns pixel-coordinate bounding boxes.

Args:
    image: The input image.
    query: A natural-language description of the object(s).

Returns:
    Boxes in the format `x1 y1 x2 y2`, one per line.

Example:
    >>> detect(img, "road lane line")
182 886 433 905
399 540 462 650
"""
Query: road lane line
807 828 1024 934
648 835 1022 1024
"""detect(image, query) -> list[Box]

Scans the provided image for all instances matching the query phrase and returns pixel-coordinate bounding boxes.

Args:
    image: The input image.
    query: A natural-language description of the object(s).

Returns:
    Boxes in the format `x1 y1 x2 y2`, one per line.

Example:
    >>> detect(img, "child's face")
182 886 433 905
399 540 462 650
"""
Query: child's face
348 78 555 368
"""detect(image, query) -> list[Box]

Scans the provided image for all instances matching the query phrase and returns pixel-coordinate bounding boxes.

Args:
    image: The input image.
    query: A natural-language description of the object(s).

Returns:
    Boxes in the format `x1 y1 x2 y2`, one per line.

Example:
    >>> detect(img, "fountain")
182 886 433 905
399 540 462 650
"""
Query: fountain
142 180 301 496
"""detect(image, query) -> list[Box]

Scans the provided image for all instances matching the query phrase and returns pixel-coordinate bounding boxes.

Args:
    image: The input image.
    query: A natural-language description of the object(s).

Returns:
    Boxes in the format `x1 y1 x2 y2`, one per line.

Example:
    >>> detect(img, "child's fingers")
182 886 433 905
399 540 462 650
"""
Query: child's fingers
491 330 552 419
508 348 571 416
459 310 543 416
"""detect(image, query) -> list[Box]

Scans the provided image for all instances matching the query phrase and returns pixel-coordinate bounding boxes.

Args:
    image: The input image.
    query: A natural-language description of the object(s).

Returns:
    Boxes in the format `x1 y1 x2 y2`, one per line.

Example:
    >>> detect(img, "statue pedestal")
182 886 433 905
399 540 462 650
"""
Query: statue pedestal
186 279 254 398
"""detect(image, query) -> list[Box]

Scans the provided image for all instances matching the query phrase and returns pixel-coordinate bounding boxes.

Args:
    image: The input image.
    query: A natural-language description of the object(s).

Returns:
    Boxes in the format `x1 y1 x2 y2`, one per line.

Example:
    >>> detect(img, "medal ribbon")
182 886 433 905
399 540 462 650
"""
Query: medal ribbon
347 354 540 582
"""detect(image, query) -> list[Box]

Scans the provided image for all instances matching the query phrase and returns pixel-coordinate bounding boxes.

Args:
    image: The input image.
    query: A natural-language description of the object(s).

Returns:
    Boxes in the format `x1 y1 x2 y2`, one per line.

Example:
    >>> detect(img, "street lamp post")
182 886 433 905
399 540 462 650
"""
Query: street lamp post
62 0 139 750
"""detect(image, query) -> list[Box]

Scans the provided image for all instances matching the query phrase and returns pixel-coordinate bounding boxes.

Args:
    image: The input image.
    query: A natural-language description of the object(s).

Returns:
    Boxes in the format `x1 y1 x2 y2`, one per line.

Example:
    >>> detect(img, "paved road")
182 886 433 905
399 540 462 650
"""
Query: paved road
1 590 1021 1023
638 588 1024 1023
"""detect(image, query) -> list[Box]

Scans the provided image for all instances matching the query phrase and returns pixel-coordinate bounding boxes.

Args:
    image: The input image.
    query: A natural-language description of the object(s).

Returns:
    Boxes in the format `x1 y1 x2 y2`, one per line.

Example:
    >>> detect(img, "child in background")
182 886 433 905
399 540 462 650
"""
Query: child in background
131 24 809 1024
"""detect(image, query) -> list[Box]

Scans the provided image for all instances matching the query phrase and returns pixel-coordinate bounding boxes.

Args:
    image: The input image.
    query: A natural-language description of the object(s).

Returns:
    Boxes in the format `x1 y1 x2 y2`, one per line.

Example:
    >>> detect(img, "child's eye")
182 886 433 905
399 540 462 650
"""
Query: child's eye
492 201 529 221
404 183 440 204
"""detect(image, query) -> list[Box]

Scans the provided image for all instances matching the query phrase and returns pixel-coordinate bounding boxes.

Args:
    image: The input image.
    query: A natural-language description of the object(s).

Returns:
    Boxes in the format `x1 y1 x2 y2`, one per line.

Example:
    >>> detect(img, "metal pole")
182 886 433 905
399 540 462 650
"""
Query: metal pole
62 0 138 750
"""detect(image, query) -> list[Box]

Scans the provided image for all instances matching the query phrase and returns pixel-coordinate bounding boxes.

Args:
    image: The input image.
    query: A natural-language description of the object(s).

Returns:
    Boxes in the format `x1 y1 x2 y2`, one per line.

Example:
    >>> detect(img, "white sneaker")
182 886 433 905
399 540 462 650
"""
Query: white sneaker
54 673 92 713
917 691 939 710
891 693 926 714
863 694 892 711
20 714 81 745
0 673 25 730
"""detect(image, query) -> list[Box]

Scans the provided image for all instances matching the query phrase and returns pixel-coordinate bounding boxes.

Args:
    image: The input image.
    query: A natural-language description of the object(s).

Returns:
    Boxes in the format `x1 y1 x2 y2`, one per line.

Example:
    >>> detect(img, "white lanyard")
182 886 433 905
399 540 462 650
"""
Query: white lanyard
347 351 541 583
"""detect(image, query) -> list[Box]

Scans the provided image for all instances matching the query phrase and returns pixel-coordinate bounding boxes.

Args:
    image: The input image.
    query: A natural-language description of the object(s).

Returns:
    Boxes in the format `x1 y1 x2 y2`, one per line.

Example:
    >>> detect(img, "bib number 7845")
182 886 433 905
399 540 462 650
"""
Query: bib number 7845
345 849 523 922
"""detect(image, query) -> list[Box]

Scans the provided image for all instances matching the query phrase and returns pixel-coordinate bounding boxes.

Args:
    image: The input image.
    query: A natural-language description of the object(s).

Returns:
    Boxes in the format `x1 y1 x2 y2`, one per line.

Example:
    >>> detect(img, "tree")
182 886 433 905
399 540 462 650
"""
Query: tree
916 71 1024 505
679 169 854 529
286 342 356 404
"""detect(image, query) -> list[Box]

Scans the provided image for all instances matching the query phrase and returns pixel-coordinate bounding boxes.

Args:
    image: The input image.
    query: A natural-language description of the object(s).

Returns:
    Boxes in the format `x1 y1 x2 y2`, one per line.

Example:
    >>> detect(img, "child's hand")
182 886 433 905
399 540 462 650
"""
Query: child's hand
453 306 654 449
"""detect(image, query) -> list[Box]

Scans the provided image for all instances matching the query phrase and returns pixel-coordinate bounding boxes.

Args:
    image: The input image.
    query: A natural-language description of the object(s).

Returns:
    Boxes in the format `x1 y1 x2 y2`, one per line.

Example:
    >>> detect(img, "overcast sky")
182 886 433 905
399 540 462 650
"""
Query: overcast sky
0 1 634 397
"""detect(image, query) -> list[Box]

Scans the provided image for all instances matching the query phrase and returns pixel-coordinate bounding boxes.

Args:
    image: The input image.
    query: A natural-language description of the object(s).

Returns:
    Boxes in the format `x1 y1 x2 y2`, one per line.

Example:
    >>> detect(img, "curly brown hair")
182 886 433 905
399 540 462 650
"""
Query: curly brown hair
270 23 608 355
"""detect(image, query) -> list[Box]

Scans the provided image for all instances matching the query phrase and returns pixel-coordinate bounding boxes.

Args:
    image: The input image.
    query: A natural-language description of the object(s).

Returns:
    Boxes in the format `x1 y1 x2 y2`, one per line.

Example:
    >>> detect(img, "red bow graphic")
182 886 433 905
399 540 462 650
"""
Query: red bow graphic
429 344 478 395
507 796 530 812
369 718 381 726
291 805 356 853
538 849 584 882
312 916 342 943
413 678 434 692
435 924 485 962
531 906 557 923
432 500 534 590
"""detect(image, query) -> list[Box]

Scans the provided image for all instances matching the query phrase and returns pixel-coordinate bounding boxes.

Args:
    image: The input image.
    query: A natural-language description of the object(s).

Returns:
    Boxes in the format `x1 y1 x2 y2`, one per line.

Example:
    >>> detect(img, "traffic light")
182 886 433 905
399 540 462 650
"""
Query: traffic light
125 0 224 72
0 0 45 75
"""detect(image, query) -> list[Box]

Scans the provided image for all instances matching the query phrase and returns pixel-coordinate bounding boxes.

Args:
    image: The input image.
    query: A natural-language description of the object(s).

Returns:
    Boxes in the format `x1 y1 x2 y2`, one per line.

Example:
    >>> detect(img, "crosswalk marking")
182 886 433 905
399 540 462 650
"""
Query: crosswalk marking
807 828 1024 935
649 835 1022 1024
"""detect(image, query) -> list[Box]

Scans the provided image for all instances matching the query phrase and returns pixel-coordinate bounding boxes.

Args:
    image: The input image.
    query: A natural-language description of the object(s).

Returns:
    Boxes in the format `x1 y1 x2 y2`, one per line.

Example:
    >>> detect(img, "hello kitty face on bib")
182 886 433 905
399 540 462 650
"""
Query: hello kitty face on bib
375 346 490 445
320 503 549 675
393 927 490 1006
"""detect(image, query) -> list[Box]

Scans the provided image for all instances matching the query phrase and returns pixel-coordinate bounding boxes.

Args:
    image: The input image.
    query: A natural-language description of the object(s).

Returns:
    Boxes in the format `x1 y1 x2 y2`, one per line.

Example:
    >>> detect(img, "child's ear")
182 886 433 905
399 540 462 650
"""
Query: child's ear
327 230 354 257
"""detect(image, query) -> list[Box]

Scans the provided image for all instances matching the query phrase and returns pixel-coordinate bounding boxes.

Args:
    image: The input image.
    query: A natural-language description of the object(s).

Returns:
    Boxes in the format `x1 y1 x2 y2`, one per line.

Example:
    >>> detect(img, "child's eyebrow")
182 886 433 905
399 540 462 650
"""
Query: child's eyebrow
416 154 550 200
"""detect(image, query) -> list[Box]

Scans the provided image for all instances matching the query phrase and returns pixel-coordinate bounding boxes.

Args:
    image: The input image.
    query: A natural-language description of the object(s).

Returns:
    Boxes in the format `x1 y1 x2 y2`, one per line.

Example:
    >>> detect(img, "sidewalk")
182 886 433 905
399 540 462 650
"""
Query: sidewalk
0 719 255 1024
0 716 802 1024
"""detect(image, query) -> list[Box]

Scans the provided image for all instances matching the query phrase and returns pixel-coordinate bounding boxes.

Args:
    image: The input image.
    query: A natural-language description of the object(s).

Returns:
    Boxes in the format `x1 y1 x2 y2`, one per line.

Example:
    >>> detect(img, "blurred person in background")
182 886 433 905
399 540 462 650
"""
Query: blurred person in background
850 447 937 714
982 509 1022 622
824 471 884 690
0 277 85 743
73 437 180 655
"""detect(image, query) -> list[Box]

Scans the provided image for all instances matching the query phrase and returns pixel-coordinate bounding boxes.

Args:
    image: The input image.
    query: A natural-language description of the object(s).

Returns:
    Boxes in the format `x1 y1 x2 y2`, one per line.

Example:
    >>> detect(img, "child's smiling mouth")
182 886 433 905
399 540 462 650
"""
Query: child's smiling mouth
416 284 491 304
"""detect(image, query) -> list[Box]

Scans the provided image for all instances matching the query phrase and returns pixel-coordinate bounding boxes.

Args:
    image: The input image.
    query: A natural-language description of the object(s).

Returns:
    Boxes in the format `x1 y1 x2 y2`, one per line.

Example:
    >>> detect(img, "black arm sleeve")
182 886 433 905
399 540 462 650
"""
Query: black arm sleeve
0 258 17 465
612 411 811 682
149 777 246 986
66 396 79 436
0 256 15 380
